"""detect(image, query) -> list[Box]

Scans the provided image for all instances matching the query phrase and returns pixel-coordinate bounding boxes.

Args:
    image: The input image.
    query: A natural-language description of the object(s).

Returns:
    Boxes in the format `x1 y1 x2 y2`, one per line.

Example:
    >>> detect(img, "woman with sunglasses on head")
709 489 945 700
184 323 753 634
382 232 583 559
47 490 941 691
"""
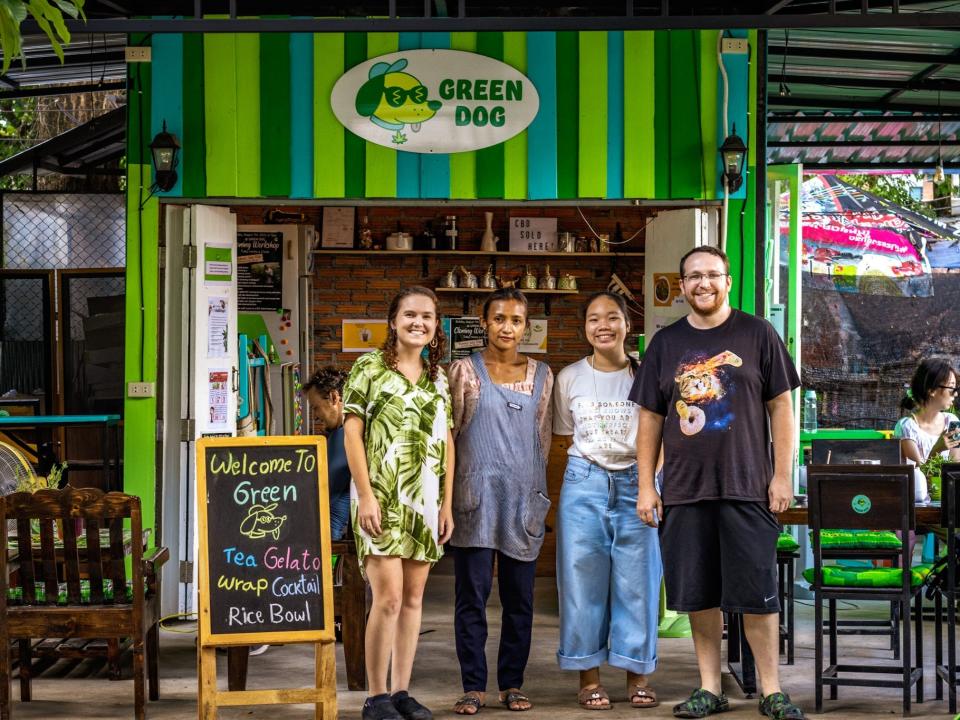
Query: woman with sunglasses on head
342 286 455 720
552 291 661 711
447 288 553 716
895 358 960 485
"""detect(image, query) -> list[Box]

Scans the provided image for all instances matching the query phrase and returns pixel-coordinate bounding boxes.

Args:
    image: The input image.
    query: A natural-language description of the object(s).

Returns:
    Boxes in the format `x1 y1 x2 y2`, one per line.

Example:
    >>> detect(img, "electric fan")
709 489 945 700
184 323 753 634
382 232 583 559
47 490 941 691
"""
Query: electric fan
0 441 38 495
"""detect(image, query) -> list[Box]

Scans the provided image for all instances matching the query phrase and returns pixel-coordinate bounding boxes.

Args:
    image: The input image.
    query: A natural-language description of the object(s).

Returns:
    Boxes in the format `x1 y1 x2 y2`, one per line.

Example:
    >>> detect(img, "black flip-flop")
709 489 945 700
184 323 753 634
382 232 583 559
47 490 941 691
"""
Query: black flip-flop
453 694 484 715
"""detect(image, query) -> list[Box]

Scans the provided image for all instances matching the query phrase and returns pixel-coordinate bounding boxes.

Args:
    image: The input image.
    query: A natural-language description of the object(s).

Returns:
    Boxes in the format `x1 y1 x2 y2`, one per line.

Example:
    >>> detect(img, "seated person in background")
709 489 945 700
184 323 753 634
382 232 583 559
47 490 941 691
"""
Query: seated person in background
895 357 960 503
305 366 352 540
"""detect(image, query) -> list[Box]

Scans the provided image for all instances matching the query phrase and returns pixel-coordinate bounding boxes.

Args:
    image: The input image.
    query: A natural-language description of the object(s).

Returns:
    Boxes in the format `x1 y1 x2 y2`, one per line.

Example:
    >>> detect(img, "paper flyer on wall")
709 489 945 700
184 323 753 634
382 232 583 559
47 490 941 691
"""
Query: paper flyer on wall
208 369 230 429
208 297 229 357
203 243 233 286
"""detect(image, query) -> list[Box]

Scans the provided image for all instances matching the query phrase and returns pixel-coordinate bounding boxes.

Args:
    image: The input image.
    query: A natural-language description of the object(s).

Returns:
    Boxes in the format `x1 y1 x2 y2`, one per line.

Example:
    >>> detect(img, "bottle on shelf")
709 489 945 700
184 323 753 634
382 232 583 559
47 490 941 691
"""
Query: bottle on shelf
445 215 458 251
802 389 818 434
357 214 372 249
416 219 437 251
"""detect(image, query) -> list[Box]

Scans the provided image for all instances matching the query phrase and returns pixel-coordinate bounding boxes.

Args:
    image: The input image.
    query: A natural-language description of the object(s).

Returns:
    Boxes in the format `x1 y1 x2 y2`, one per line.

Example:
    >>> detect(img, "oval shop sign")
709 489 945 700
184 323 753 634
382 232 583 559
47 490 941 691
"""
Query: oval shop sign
330 49 540 154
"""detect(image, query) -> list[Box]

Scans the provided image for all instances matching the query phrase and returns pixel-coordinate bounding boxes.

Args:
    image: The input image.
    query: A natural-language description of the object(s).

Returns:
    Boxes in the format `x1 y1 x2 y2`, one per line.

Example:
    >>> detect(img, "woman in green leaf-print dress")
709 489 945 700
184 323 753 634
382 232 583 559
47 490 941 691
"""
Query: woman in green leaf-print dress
343 286 455 720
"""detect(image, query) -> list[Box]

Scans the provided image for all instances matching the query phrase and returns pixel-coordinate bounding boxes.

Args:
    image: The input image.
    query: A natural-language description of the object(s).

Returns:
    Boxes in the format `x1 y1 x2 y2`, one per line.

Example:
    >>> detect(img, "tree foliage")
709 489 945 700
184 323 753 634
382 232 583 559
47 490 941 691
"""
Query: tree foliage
0 0 85 74
836 172 935 219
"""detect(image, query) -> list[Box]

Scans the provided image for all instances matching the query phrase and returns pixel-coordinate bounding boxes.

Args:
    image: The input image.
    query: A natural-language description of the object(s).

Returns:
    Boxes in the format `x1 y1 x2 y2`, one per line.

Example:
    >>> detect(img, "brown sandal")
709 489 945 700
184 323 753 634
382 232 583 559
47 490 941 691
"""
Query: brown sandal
454 693 485 715
578 685 612 711
629 685 659 709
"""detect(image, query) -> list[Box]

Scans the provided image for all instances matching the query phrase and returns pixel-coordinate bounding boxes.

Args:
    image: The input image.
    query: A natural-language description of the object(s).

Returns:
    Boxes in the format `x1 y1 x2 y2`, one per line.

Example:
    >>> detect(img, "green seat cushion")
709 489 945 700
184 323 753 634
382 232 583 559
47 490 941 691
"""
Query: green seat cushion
777 532 800 552
802 564 932 588
811 529 902 549
7 579 134 605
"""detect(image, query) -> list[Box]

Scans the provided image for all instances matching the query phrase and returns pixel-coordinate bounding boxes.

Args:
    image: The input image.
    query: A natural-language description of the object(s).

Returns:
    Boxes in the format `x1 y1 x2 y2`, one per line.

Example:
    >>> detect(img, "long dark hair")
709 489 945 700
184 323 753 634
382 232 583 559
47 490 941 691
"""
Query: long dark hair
381 285 446 382
900 357 957 413
582 290 639 374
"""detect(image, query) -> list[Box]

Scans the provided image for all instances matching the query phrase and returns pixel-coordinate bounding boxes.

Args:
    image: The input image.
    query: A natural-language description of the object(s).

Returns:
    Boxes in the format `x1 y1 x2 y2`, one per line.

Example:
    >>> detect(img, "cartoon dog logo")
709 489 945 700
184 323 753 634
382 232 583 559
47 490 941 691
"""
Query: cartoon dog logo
239 503 287 540
355 58 442 145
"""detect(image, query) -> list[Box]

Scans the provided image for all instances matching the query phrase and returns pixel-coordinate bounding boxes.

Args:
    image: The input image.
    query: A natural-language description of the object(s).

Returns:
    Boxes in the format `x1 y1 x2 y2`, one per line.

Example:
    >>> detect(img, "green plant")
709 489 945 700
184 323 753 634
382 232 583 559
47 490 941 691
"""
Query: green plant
15 460 67 493
0 1 86 74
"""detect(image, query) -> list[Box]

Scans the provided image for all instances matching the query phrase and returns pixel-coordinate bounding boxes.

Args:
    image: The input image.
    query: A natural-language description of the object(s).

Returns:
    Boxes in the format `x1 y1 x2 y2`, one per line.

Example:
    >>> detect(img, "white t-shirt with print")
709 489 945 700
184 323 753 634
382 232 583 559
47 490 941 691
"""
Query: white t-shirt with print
553 357 639 471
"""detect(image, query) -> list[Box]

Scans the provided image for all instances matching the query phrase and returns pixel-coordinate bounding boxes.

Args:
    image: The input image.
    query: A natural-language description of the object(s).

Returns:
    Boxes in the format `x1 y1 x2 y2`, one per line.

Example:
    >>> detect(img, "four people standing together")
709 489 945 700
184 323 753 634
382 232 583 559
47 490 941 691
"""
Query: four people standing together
311 246 955 720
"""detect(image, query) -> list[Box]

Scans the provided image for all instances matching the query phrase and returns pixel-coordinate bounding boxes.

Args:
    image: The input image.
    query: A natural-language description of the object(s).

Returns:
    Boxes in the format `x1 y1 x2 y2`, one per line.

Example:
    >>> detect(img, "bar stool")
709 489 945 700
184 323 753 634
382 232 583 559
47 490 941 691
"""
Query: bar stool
807 464 924 715
933 463 960 712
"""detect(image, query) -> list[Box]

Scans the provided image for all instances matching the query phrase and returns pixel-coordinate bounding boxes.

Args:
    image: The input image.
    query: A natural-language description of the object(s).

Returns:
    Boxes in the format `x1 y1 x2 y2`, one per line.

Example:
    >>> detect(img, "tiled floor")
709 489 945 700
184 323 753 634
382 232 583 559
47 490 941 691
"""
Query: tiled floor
5 560 959 718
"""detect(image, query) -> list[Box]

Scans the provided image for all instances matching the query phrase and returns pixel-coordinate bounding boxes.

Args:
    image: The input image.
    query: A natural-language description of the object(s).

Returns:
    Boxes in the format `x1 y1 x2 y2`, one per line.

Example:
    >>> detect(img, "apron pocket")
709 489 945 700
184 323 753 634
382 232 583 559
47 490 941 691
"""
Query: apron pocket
453 472 482 513
522 490 551 538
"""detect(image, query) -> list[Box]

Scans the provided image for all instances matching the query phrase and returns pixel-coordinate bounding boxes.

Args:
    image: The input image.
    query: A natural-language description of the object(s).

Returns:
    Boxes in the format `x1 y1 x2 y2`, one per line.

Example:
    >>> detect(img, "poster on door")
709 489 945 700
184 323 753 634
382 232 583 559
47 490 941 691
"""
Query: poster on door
237 232 284 311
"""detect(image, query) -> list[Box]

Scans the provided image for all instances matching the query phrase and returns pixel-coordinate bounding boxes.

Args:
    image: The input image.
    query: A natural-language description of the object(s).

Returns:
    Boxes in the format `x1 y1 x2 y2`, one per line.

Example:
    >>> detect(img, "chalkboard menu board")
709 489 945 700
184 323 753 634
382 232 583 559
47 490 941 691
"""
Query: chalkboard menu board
196 436 333 646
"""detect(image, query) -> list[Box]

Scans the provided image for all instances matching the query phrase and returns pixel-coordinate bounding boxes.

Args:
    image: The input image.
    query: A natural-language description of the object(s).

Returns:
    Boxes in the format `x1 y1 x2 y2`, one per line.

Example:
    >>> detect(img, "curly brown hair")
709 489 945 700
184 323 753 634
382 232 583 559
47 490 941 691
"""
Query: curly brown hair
381 285 447 382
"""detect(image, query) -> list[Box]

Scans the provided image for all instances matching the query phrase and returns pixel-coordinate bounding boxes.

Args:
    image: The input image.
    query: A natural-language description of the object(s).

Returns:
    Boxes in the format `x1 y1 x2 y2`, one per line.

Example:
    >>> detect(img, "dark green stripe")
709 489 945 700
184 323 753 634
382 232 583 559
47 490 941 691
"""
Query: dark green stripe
182 34 206 198
475 31 504 199
127 34 151 167
344 32 367 198
668 30 701 199
260 33 291 197
555 31 578 199
654 31 671 199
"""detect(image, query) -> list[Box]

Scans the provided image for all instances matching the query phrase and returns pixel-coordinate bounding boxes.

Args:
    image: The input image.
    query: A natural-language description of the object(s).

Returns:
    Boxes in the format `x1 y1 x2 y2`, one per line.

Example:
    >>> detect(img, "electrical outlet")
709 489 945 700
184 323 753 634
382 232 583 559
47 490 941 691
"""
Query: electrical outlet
124 46 152 63
128 381 155 398
721 38 749 55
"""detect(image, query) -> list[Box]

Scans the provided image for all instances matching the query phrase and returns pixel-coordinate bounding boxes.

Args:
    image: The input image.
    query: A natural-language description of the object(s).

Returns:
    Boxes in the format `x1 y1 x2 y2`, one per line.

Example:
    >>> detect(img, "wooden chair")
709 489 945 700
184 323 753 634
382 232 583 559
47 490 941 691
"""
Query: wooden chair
808 464 923 715
933 462 960 712
0 487 168 720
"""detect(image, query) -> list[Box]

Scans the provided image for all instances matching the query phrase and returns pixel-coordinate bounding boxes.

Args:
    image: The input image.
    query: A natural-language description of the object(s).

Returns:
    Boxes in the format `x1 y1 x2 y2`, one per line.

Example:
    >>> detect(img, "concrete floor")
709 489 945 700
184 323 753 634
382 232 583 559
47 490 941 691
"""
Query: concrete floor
5 559 959 719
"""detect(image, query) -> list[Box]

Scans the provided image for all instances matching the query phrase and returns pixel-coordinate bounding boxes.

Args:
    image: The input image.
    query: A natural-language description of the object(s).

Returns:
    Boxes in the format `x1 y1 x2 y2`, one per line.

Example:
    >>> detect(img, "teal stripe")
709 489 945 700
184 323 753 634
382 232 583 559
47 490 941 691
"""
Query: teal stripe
555 31 578 199
476 32 505 198
290 32 313 198
150 32 183 196
420 32 451 199
606 31 624 199
526 32 557 200
717 29 749 200
396 32 422 199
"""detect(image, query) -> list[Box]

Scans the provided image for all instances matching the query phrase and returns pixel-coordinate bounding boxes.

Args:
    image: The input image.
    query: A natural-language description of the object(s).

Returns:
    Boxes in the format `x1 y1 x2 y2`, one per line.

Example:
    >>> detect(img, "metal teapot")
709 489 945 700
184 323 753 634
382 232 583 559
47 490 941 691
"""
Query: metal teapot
520 265 538 290
558 273 578 291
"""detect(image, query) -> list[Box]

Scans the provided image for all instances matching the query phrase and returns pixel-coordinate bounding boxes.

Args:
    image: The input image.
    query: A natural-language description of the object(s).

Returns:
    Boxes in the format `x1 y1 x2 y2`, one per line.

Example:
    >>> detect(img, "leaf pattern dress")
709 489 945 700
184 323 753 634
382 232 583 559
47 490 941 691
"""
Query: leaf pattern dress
342 350 452 571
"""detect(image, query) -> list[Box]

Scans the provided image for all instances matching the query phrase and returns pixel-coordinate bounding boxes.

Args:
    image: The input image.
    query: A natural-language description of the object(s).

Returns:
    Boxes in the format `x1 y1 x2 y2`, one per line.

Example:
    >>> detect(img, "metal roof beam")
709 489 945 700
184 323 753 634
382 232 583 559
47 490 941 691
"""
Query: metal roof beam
768 113 960 123
795 160 960 169
881 47 960 103
768 45 960 66
0 81 124 99
4 50 125 71
770 139 960 146
769 72 960 92
769 96 960 113
20 13 960 32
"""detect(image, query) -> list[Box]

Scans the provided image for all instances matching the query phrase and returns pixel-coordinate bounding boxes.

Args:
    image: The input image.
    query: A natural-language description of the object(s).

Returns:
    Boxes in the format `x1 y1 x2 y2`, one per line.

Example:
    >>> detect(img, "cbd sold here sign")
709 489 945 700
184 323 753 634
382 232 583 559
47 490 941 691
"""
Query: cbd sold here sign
330 49 540 154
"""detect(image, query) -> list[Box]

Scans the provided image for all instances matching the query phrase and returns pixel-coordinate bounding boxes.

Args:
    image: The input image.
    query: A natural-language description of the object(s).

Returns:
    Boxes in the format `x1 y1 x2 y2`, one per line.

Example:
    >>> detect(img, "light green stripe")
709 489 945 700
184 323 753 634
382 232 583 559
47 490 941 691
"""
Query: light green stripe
235 33 260 197
700 31 719 200
365 32 398 198
314 33 345 197
203 34 237 196
449 31 477 199
502 32 527 200
578 31 607 198
623 31 655 198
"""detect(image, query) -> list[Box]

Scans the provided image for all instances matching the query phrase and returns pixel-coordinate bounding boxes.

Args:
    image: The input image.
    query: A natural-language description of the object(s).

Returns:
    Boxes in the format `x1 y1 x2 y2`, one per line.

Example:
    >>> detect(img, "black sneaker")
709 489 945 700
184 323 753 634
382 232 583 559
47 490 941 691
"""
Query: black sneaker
673 688 730 718
363 694 403 720
392 691 433 720
758 692 805 720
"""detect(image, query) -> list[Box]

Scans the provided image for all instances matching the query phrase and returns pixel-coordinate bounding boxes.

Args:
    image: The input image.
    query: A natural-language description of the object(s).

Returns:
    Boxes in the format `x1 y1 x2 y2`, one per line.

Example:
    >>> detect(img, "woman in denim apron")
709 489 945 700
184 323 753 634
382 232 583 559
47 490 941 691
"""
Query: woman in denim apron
552 292 662 710
448 289 554 715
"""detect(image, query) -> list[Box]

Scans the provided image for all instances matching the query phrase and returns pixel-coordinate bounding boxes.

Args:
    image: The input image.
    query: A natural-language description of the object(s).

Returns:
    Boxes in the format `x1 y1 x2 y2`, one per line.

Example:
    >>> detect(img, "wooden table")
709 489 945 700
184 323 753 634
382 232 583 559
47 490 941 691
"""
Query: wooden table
724 505 943 697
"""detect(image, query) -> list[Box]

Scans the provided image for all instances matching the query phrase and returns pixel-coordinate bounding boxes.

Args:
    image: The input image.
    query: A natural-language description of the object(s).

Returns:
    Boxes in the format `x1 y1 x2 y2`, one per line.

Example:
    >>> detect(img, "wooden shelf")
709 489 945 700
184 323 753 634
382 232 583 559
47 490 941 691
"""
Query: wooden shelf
312 249 643 257
435 287 579 294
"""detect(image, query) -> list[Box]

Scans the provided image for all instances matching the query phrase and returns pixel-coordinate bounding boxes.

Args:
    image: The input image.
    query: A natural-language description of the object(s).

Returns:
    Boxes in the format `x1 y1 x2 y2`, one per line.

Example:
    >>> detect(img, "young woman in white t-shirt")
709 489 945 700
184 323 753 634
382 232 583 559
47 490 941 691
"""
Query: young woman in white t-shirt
552 292 662 710
894 358 960 484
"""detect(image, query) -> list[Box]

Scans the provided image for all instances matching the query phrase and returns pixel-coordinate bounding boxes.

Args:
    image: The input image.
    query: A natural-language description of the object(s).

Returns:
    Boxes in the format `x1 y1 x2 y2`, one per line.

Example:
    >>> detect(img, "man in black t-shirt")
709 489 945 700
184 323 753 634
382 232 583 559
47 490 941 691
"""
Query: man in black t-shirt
631 247 804 720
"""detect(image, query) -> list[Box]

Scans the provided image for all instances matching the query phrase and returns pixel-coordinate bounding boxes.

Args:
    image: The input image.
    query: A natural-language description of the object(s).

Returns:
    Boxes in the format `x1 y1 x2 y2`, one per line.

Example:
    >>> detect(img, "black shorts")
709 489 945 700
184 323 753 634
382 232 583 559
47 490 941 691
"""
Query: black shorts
659 500 782 614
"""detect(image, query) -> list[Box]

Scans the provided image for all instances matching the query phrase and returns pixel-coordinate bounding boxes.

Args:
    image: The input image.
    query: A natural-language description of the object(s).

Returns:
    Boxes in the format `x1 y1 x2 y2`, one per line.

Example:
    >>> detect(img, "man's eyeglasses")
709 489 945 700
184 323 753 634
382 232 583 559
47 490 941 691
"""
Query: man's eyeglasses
939 385 959 395
384 85 428 107
682 272 728 284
